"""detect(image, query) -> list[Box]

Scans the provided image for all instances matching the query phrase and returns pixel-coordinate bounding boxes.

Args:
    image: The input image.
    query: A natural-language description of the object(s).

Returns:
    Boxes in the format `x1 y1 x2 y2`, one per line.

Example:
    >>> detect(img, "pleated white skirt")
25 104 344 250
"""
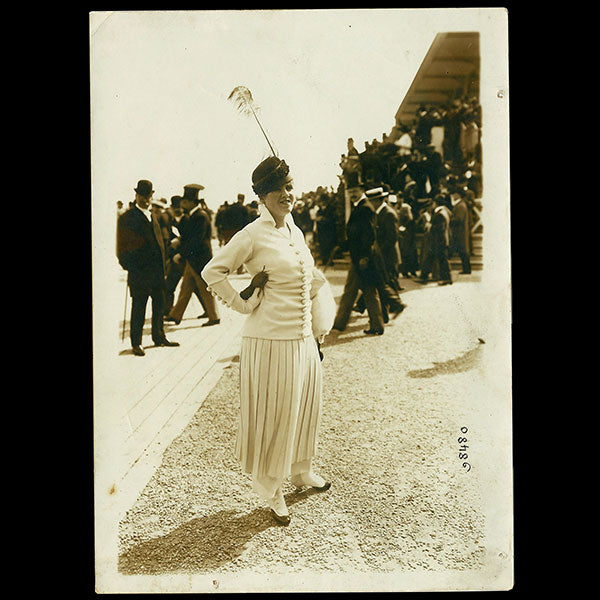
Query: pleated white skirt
236 335 323 499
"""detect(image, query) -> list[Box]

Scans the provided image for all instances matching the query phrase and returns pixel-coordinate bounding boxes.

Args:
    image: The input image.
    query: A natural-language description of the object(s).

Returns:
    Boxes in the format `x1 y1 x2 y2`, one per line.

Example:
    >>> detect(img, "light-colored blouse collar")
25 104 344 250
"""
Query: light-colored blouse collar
258 203 294 228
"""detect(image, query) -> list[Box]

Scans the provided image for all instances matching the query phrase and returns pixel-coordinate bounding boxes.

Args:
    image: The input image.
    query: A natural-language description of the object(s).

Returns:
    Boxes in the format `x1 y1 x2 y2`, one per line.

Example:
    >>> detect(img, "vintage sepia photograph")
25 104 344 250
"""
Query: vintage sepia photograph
91 8 512 593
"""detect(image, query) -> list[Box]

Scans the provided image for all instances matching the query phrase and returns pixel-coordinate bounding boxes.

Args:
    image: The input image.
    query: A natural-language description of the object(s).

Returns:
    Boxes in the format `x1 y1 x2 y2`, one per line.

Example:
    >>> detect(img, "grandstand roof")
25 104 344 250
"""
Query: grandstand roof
394 32 480 130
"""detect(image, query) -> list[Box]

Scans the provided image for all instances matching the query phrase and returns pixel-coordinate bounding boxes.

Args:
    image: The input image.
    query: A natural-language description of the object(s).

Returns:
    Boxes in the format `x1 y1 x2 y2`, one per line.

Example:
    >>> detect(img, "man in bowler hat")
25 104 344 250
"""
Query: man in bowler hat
117 179 180 356
165 184 220 326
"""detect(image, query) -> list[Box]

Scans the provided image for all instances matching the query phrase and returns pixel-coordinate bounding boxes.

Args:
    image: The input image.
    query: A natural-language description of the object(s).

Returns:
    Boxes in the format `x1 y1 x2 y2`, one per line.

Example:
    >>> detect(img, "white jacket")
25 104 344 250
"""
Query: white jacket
201 206 335 340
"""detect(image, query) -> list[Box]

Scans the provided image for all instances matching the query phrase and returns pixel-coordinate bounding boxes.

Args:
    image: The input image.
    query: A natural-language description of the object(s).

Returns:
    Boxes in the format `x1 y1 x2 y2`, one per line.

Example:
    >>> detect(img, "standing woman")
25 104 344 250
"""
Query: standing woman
201 156 336 525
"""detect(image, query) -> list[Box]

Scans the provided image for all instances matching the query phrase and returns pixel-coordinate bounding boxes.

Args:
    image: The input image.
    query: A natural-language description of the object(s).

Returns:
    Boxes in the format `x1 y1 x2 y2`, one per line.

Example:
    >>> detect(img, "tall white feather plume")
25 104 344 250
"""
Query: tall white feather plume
227 85 276 156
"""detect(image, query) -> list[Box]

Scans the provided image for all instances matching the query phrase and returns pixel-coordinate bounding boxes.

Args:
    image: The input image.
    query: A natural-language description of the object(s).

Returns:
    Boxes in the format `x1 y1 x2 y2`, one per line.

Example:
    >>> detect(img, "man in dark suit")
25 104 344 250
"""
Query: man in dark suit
373 191 403 289
332 187 385 335
417 193 453 286
221 194 250 245
398 201 419 277
221 193 251 274
406 150 430 199
117 180 180 356
165 184 220 326
162 195 185 314
162 195 208 317
369 188 406 314
450 189 472 274
422 144 444 192
354 188 406 320
414 105 435 149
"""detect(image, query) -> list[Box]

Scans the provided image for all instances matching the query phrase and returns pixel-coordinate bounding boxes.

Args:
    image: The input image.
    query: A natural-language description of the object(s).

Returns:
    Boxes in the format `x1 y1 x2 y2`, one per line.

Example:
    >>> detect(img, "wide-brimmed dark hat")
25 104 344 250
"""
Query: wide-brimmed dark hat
134 180 154 197
182 184 204 202
252 157 291 196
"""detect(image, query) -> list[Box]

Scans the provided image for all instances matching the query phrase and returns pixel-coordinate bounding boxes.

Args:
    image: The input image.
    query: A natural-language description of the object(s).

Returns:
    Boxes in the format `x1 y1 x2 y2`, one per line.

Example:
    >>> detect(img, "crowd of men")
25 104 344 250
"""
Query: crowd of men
117 182 222 356
116 95 482 350
322 96 482 335
214 194 259 246
292 187 346 267
328 180 474 336
340 97 482 202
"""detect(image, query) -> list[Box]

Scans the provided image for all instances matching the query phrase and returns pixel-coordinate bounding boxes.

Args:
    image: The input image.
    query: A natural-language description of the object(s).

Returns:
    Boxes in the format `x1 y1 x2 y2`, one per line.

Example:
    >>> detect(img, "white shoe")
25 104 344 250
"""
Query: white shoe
267 488 290 525
290 471 331 491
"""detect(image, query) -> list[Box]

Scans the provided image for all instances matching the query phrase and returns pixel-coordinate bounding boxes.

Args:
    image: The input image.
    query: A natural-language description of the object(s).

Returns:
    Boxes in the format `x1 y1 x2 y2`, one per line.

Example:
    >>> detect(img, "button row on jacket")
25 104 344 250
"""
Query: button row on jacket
297 249 312 337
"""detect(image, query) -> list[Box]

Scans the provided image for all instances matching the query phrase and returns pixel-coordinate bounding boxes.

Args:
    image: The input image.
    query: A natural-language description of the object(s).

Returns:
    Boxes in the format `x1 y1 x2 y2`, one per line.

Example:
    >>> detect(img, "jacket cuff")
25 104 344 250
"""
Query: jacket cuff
206 279 262 315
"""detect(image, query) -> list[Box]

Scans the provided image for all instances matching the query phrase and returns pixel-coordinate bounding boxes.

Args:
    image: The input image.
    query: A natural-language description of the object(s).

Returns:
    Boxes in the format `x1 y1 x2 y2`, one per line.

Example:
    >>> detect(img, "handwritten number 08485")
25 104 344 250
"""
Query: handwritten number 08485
459 427 472 472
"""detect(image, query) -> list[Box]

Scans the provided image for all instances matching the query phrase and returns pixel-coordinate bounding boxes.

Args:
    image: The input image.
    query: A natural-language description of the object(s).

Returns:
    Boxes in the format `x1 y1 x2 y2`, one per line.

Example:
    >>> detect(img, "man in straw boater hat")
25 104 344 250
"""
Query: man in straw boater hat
352 186 406 321
117 179 180 356
150 196 168 218
165 184 220 327
367 186 407 307
332 186 389 335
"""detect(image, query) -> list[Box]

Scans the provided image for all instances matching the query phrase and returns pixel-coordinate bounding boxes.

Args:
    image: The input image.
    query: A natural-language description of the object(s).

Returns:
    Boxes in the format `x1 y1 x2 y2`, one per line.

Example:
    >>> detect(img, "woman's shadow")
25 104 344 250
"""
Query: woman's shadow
118 488 322 574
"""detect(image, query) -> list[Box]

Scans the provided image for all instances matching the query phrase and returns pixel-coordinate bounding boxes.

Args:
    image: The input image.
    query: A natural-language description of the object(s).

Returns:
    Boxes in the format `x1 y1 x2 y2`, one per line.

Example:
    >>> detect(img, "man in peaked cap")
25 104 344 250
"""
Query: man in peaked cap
117 179 180 356
165 184 220 326
162 195 207 317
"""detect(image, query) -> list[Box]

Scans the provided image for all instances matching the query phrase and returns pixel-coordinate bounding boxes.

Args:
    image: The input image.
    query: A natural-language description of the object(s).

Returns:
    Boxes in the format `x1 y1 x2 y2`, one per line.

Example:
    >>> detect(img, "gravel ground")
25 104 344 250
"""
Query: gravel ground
118 270 488 578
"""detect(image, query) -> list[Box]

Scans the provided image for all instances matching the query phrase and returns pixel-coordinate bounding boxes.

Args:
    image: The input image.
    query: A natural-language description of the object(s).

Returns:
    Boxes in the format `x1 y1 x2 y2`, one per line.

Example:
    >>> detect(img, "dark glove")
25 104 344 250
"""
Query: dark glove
317 340 324 362
239 267 268 300
250 269 268 289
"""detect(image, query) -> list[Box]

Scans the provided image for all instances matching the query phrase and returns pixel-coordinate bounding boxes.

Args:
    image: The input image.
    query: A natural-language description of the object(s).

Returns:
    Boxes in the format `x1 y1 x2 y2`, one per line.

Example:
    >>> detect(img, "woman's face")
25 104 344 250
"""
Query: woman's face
262 180 294 221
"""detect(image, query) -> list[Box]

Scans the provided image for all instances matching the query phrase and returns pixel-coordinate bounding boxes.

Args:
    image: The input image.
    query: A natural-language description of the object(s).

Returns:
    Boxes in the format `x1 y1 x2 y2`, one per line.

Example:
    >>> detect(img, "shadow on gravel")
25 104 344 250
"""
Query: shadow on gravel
118 489 322 575
323 324 369 348
324 316 409 348
330 280 425 305
407 344 483 378
118 508 270 574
